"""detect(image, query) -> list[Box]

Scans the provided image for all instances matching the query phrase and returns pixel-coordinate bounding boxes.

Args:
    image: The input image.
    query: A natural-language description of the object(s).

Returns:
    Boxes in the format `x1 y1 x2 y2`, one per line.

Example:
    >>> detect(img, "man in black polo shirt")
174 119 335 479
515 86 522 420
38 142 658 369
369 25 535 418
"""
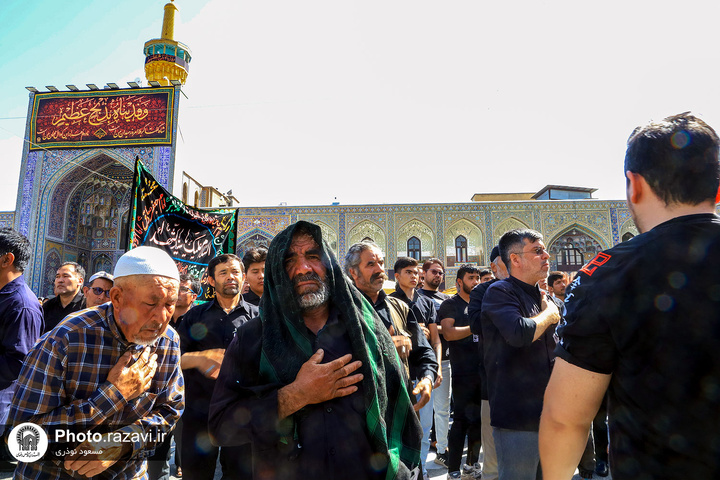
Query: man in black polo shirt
390 256 443 479
481 229 561 480
440 264 483 479
178 253 258 479
417 258 453 465
42 261 86 333
540 112 720 480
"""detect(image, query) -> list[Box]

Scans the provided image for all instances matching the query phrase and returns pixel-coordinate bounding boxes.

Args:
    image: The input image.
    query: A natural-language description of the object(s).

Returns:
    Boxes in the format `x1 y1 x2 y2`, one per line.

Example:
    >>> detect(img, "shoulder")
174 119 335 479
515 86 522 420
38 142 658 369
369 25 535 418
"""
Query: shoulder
180 300 215 323
386 295 410 313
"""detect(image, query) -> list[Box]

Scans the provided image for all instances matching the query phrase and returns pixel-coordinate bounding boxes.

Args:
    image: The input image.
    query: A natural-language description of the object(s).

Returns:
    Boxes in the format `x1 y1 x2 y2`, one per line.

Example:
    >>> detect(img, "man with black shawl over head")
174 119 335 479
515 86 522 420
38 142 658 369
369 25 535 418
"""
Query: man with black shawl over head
209 221 422 480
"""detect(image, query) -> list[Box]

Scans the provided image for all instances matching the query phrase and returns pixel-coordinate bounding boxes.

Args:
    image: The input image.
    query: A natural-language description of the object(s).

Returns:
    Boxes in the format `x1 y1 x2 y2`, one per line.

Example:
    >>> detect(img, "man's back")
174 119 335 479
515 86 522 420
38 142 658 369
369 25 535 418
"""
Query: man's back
557 213 720 478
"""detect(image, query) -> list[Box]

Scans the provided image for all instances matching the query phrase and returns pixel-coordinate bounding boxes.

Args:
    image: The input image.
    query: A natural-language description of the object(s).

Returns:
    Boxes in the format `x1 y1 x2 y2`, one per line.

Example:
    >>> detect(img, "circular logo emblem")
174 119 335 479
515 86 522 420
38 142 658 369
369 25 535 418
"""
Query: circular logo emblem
7 423 48 462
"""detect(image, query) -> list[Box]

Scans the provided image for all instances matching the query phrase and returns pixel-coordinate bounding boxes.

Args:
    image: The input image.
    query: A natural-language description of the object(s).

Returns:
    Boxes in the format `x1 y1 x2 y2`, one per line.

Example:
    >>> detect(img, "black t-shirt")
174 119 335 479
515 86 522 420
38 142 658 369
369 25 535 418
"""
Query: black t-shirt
42 291 85 333
417 289 451 361
438 294 481 378
178 298 259 416
557 213 720 479
243 290 261 307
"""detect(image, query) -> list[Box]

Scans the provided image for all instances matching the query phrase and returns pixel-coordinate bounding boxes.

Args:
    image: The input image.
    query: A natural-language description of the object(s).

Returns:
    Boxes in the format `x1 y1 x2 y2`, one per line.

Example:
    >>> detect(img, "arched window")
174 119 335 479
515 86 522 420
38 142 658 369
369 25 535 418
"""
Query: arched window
556 243 584 270
182 182 188 203
194 191 199 208
455 235 468 263
622 232 635 242
407 236 421 260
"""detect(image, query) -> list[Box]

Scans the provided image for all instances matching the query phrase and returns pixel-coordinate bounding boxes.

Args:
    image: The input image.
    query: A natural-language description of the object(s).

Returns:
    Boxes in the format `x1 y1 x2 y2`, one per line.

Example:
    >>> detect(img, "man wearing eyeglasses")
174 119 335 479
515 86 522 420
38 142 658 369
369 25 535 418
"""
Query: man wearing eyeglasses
173 273 200 323
417 258 453 467
480 229 561 480
83 271 114 308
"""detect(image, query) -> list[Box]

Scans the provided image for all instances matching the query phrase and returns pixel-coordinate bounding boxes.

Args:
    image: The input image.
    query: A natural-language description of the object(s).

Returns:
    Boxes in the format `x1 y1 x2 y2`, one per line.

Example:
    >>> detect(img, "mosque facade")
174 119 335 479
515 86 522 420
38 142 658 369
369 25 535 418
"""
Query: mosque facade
230 191 639 288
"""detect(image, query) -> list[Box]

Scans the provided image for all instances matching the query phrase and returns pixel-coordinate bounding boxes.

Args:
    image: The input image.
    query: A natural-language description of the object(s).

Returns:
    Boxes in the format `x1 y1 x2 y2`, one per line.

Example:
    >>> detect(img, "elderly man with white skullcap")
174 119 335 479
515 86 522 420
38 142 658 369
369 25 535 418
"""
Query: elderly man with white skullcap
8 246 185 480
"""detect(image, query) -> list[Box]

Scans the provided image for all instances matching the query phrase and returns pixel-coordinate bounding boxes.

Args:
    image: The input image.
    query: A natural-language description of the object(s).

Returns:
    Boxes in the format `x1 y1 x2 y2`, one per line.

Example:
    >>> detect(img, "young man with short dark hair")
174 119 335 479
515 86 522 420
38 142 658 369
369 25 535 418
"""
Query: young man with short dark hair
42 261 86 333
391 256 443 479
440 265 483 479
242 246 267 306
541 113 720 480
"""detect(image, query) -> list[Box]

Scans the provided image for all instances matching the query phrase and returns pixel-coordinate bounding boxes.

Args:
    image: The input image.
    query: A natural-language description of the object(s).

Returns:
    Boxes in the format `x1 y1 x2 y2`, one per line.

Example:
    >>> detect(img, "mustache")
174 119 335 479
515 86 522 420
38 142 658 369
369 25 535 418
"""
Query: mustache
293 272 324 287
372 272 388 282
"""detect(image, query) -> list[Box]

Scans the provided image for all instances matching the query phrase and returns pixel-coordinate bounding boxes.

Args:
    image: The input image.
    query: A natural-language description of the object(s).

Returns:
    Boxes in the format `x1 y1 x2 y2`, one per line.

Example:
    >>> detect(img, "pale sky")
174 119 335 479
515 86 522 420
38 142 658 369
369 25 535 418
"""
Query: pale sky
2 0 720 212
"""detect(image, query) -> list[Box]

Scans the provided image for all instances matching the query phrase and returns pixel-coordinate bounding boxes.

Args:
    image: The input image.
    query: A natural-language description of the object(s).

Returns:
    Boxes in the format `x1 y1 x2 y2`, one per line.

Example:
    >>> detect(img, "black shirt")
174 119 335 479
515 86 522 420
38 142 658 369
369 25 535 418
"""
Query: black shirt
390 288 438 328
365 290 437 384
417 288 451 361
209 310 382 480
468 279 498 398
178 297 258 416
481 276 557 431
557 213 720 480
438 295 482 379
242 290 261 307
42 291 85 333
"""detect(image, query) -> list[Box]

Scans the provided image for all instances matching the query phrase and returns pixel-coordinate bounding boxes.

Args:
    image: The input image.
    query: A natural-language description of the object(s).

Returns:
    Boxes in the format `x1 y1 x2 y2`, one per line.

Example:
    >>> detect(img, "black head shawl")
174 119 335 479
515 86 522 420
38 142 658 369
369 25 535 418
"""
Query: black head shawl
258 221 421 479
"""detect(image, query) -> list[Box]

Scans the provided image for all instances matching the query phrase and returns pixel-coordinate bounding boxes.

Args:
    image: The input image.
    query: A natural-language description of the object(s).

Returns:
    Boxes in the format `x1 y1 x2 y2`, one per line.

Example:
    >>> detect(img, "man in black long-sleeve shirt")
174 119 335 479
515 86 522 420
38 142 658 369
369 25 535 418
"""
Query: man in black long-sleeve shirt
481 230 561 480
209 221 422 480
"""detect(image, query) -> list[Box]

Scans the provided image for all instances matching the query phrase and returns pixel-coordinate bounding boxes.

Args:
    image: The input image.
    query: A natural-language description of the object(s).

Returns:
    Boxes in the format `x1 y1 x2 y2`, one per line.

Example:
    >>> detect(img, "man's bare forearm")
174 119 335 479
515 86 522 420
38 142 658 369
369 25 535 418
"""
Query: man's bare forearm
531 307 560 342
277 383 307 419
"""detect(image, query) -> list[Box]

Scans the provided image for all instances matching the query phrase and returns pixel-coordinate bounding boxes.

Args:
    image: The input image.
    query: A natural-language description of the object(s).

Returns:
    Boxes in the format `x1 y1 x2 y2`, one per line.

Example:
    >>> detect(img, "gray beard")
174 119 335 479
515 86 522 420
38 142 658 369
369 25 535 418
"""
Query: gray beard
297 281 330 311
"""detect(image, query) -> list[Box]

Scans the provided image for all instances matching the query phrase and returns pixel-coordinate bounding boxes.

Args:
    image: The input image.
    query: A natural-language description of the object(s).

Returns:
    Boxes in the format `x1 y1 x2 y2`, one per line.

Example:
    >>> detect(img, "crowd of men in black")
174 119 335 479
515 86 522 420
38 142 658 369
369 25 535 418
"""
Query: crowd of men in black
1 112 720 480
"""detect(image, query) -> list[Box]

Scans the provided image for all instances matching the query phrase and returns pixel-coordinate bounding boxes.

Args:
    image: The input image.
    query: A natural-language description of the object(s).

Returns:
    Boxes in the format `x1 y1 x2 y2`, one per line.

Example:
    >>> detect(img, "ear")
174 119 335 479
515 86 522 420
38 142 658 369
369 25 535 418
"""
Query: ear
626 171 644 205
207 275 216 288
0 252 14 269
109 285 123 310
348 267 359 284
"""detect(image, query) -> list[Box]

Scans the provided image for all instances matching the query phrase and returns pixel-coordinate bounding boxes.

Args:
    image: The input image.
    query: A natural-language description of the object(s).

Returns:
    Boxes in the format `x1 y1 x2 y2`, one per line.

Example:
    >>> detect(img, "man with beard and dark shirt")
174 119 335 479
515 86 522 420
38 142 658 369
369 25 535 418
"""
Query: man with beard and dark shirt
0 229 43 470
467 246 508 480
481 230 561 480
417 258 452 467
390 256 443 479
177 254 258 480
42 261 86 333
242 247 266 307
440 265 482 479
209 221 422 480
541 113 720 480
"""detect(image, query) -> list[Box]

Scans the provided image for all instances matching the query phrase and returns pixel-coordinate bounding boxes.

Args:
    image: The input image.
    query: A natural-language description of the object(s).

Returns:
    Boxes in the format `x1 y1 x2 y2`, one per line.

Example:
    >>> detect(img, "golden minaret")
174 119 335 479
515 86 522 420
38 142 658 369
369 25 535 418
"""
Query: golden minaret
144 0 191 86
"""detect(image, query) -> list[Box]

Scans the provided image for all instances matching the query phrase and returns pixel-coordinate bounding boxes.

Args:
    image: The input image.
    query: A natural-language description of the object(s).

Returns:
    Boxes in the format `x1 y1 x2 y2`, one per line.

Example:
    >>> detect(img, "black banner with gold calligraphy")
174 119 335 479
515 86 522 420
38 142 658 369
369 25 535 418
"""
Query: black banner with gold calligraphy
127 160 237 302
30 88 174 150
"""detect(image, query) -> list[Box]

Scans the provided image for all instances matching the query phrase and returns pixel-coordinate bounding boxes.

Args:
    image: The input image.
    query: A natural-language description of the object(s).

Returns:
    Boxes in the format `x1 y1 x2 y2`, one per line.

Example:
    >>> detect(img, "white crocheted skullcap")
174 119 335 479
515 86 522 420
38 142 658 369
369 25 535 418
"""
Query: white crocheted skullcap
114 246 180 281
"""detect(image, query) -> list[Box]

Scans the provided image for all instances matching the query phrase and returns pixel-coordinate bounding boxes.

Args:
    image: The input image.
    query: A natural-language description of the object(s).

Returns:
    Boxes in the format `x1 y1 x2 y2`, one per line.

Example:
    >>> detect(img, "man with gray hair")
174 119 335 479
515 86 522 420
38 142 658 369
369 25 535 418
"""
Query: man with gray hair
480 230 561 480
344 239 437 480
8 246 184 479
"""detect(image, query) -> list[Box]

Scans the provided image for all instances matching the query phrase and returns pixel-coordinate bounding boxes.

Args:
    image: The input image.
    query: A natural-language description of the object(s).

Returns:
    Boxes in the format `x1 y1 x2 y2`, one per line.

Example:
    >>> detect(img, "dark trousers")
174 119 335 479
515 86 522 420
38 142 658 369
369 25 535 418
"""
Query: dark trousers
592 394 609 465
147 432 173 480
182 412 253 480
447 374 483 472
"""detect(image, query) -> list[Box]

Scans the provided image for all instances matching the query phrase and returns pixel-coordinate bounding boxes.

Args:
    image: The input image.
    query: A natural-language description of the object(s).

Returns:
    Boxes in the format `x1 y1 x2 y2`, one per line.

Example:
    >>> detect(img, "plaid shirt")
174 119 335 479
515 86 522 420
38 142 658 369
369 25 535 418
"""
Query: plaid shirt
8 303 184 480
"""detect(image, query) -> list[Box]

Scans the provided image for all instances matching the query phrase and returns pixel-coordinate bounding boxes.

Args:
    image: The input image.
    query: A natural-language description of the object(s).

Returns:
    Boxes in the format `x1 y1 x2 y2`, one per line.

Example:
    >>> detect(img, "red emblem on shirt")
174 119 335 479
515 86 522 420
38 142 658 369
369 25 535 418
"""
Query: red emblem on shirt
579 252 612 276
